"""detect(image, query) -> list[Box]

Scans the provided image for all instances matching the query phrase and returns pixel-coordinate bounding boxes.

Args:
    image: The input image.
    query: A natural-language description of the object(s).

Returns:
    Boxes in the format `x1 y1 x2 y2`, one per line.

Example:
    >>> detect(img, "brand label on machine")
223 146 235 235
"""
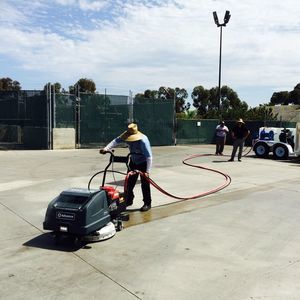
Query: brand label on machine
56 211 75 221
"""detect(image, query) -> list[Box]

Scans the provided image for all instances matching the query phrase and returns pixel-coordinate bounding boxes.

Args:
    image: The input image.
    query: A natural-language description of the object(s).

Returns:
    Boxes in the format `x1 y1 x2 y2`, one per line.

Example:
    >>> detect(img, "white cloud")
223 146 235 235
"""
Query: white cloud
55 0 76 5
54 0 110 11
1 0 300 105
79 0 109 11
0 2 28 25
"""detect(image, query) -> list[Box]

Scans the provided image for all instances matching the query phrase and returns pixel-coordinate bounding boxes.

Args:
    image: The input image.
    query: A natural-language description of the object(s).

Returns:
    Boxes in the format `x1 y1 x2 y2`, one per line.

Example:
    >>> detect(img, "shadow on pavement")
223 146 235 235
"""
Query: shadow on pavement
23 233 90 252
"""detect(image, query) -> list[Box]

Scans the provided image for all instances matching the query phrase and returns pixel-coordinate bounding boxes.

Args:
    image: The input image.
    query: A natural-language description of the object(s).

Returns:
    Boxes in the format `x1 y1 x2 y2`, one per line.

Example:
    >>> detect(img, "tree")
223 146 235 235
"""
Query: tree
289 83 300 105
135 87 189 113
158 86 189 113
43 82 61 93
220 86 246 110
217 85 248 120
0 77 21 91
144 89 158 99
134 89 158 103
191 85 211 117
177 109 198 119
158 86 172 100
268 83 300 105
192 85 248 120
246 104 278 121
174 87 189 113
74 78 96 94
270 91 290 105
134 84 281 120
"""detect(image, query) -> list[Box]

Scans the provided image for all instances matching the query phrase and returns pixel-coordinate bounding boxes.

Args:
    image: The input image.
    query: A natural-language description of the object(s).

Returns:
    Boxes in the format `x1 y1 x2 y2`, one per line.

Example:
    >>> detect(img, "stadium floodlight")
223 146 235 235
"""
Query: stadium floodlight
224 10 231 25
212 10 231 112
213 11 220 26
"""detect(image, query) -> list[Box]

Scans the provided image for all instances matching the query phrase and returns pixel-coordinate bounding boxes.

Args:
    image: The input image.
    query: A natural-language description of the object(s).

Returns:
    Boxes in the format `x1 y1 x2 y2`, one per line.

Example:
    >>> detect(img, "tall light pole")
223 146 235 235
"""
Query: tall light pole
213 10 231 112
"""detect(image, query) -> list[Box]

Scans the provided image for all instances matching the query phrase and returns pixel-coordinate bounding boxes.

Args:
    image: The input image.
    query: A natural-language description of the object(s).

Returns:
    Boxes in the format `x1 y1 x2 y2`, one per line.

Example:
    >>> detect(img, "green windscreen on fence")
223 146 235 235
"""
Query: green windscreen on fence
0 90 48 148
3 90 297 150
176 119 297 146
0 91 20 122
54 94 75 128
78 96 174 147
79 93 129 146
0 90 47 127
133 99 174 146
177 119 219 144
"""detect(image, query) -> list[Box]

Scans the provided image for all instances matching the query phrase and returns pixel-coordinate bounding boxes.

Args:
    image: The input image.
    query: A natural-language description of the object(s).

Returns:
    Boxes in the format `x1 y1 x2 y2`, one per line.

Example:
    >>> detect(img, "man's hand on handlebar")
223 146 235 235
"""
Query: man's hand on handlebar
99 148 114 155
99 148 108 154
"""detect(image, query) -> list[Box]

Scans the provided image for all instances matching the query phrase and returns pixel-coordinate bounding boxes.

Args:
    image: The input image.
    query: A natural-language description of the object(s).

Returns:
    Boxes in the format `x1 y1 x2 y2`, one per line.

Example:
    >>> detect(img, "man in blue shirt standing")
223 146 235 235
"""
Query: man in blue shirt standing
100 123 152 212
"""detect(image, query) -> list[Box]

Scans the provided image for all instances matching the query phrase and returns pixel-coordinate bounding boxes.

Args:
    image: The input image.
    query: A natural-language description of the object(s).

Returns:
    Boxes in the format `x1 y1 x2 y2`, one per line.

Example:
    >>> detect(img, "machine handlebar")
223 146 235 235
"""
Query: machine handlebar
99 149 113 155
99 149 131 163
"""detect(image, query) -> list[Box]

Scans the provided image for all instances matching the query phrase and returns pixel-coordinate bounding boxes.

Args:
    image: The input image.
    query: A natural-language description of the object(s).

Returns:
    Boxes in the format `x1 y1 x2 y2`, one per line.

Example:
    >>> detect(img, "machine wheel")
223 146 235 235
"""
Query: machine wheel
273 144 289 160
253 142 269 158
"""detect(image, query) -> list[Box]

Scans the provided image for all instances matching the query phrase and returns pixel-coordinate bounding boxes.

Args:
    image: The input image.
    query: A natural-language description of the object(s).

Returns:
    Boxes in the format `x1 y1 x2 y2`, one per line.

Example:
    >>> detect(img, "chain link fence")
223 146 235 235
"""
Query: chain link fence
0 90 297 150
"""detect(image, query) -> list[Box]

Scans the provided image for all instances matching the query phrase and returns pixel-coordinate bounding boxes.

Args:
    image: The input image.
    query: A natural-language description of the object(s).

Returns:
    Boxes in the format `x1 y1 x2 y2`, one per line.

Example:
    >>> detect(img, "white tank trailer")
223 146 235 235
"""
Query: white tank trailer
253 122 300 159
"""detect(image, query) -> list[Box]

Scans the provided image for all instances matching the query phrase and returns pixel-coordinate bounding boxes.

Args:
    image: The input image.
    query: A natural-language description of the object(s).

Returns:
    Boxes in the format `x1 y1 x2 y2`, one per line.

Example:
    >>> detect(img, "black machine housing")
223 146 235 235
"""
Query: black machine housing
43 188 125 236
43 151 129 239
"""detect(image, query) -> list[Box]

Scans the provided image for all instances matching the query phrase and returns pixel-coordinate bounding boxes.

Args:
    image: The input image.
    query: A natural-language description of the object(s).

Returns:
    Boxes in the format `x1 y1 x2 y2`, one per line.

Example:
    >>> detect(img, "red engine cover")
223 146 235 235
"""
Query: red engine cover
101 186 119 200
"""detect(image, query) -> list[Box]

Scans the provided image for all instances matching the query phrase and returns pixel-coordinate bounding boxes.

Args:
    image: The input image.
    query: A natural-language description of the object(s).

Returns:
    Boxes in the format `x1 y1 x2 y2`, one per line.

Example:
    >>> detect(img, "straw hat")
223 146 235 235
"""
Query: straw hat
119 123 143 142
237 118 245 124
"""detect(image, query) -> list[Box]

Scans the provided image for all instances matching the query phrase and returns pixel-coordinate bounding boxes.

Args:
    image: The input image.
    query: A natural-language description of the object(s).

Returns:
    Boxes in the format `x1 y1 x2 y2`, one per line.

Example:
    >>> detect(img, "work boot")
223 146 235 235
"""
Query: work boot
140 204 151 212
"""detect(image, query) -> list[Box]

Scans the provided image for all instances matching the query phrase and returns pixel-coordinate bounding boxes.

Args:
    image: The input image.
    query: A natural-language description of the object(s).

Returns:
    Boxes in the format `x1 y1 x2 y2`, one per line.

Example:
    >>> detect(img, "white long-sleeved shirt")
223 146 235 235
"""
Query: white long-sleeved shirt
104 135 152 173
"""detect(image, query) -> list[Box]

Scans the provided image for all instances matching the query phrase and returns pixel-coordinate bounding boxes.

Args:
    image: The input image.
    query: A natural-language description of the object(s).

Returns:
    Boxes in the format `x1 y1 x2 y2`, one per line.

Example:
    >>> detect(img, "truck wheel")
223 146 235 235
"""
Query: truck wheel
273 144 289 160
253 142 269 158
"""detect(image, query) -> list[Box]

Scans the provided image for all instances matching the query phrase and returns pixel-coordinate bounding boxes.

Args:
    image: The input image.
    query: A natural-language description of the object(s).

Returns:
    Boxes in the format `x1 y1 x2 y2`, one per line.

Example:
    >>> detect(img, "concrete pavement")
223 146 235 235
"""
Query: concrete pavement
0 145 300 299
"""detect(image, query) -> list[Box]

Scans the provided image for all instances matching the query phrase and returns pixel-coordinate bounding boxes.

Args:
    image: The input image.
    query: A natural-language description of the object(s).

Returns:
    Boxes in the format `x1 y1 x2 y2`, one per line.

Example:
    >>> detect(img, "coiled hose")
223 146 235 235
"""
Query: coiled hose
123 153 232 201
89 153 234 202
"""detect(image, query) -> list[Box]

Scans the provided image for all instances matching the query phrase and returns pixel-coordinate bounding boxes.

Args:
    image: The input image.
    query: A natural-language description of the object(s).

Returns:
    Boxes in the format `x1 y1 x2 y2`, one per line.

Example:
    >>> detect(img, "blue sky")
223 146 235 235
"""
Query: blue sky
1 0 300 107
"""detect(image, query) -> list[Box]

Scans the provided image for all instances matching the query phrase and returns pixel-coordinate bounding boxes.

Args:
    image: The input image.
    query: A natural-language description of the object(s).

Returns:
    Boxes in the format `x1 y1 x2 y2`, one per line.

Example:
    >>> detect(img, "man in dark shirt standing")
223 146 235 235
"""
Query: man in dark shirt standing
228 119 250 162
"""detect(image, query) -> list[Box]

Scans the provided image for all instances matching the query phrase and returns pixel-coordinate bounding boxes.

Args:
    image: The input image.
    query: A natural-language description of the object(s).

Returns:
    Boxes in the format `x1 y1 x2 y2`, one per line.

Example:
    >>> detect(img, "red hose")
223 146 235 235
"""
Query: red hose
124 154 231 201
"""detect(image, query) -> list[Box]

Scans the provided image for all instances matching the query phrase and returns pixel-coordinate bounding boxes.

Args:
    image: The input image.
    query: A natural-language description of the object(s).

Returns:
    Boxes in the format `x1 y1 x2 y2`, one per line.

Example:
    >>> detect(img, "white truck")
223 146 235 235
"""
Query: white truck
253 122 300 159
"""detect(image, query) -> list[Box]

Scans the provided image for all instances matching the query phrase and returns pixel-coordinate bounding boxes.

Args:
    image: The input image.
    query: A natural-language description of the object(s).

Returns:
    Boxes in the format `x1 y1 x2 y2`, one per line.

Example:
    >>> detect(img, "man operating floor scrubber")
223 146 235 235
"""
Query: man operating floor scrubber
100 123 153 212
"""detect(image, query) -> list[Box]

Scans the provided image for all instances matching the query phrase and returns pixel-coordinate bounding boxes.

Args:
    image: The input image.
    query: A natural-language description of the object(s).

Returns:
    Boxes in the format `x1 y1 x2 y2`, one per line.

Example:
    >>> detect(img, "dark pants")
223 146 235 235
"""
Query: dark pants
215 136 226 154
230 139 244 160
126 160 151 206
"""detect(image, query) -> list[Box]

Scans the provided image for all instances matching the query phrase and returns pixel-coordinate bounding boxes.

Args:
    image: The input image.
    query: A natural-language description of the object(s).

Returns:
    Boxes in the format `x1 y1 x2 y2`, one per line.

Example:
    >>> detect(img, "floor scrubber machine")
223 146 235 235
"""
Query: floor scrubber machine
43 151 130 243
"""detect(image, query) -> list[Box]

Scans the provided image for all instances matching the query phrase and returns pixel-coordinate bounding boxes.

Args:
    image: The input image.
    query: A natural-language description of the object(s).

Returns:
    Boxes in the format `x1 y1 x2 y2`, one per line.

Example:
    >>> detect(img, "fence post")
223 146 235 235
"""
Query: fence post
75 83 81 148
52 84 56 129
46 83 53 149
128 90 134 123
